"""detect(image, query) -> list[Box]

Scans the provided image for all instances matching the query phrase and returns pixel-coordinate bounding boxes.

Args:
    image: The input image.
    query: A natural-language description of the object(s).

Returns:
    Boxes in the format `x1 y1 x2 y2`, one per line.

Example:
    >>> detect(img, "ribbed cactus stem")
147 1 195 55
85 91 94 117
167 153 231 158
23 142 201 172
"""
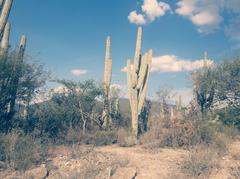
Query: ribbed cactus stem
0 21 9 55
19 34 27 58
0 0 12 39
102 36 112 128
133 26 142 73
177 95 182 111
204 51 208 68
126 27 152 138
170 106 174 124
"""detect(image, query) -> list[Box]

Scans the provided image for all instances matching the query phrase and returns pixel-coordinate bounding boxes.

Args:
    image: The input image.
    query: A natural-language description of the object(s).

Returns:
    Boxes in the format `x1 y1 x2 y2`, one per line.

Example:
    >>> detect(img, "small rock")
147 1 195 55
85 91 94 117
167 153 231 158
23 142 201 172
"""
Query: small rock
111 167 137 179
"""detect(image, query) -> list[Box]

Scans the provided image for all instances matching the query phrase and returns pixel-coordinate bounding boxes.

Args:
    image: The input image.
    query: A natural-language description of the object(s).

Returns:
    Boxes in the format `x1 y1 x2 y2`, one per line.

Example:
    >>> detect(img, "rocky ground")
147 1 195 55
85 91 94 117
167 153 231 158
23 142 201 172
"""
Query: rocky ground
0 141 239 179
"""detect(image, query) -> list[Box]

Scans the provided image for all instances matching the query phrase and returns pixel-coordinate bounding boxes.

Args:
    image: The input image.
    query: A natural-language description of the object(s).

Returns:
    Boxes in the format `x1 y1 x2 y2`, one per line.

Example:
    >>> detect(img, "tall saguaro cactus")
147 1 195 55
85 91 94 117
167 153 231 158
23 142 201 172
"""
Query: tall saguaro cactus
0 0 12 39
126 27 152 138
0 21 10 55
8 34 27 120
102 36 112 128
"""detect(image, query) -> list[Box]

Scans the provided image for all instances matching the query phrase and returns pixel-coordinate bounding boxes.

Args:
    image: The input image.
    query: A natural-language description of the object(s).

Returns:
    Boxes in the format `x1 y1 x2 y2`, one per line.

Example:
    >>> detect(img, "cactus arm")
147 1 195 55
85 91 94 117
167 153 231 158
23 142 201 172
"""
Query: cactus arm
133 26 142 72
19 34 27 57
0 21 9 55
138 50 152 114
127 59 133 108
136 53 147 90
0 0 12 38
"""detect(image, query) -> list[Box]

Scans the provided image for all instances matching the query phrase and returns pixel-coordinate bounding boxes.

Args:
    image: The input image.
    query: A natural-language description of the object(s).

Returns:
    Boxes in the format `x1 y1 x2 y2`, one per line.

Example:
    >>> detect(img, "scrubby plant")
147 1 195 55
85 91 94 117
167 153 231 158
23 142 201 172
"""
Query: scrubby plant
181 146 217 177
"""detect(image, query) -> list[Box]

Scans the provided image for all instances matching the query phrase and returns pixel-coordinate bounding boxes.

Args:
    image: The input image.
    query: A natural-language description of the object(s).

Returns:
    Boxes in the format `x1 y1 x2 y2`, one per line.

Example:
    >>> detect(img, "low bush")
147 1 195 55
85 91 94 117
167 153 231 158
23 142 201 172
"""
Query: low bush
0 132 48 171
117 128 136 147
231 165 240 179
181 146 217 177
81 130 118 146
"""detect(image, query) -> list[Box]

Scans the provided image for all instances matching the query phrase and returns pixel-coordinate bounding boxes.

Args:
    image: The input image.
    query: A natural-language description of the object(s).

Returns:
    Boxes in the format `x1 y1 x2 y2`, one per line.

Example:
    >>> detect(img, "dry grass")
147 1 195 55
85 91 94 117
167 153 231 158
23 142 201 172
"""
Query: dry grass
181 146 217 177
117 128 136 147
231 165 240 179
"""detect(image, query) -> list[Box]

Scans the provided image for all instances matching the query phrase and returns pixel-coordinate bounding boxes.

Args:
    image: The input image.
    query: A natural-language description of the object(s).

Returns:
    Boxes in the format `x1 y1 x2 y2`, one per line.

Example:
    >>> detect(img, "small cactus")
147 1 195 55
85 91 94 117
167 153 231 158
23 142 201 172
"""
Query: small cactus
126 27 152 138
102 36 112 128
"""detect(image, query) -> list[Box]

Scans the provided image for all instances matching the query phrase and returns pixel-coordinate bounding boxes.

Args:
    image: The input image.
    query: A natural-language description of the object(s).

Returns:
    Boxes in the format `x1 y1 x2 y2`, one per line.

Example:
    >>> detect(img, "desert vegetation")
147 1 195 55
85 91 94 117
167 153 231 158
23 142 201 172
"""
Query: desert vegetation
0 1 239 179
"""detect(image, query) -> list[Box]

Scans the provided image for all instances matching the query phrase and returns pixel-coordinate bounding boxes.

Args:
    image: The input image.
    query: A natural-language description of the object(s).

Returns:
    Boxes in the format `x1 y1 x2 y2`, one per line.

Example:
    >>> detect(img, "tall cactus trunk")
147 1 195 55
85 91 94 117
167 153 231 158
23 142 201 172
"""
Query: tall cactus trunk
7 34 26 130
0 0 12 40
0 21 10 56
102 36 112 128
126 27 152 139
169 106 174 125
159 99 164 127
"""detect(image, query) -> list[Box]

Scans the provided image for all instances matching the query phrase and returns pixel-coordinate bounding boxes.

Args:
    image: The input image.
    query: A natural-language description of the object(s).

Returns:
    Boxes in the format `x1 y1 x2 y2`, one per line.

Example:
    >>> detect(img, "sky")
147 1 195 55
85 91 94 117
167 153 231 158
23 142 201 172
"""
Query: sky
8 0 240 104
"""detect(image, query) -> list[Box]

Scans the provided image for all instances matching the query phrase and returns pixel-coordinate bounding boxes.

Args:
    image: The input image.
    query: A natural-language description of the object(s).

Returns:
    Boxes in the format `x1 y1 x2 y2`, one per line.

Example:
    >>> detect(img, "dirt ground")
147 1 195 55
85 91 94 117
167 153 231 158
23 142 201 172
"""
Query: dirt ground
1 141 239 179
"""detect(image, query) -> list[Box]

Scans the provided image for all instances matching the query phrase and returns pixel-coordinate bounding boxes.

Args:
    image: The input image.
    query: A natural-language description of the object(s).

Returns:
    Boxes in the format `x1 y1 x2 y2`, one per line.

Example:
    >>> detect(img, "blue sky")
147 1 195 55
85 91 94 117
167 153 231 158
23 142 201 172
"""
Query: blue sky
8 0 240 103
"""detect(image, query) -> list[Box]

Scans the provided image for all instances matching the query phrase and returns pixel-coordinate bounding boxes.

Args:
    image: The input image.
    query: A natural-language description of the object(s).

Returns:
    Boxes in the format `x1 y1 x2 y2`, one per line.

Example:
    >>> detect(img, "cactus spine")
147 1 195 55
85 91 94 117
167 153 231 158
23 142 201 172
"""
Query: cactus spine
102 36 112 128
0 0 12 39
126 27 152 138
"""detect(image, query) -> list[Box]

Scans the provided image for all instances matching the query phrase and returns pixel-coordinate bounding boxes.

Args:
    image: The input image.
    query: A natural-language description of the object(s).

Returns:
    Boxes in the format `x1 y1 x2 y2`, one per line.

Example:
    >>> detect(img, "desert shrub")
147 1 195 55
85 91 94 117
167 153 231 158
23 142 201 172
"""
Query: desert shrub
0 132 48 171
232 153 240 161
117 128 136 147
140 119 196 148
231 165 240 179
81 130 117 146
181 146 217 177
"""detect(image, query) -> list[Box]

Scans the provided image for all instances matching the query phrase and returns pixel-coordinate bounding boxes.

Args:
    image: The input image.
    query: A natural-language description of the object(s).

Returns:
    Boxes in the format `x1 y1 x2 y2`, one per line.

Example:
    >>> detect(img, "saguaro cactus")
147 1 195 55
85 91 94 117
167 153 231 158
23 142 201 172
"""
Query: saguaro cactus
102 36 112 128
177 95 182 111
8 34 27 119
159 99 164 127
0 0 12 39
126 27 152 138
0 21 9 55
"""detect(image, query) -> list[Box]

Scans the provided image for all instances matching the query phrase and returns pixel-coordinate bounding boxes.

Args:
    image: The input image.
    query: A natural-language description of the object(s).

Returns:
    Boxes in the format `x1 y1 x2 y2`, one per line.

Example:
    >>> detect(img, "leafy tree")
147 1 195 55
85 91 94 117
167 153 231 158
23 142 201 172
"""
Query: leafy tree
52 80 103 134
214 57 240 108
192 66 216 120
0 50 47 133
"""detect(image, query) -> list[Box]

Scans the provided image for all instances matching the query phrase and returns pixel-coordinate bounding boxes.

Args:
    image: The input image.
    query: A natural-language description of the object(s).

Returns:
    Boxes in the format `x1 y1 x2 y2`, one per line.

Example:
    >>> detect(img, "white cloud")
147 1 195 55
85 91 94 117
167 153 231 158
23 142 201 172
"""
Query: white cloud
142 0 171 21
175 0 240 34
122 54 213 73
71 69 88 76
128 11 146 25
128 0 171 25
151 55 213 72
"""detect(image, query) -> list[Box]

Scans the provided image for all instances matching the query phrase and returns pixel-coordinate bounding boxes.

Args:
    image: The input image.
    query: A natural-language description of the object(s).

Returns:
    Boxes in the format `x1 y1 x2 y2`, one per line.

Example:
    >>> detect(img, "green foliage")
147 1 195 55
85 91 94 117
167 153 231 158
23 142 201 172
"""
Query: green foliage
214 57 240 108
218 107 240 129
192 67 216 120
0 50 47 132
